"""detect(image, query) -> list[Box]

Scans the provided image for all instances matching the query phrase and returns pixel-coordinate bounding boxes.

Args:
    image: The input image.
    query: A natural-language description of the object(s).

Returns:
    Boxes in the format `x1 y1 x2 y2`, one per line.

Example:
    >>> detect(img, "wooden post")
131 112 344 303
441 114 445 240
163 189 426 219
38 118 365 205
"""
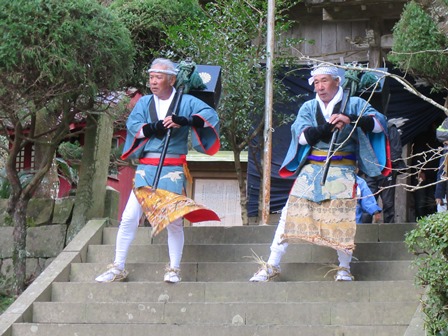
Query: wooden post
261 0 275 225
368 17 382 68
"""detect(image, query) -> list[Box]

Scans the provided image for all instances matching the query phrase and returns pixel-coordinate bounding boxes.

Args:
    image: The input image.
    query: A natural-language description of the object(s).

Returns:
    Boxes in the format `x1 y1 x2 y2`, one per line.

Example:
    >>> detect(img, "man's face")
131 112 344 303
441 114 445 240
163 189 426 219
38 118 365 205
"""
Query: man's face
148 64 176 100
313 74 340 105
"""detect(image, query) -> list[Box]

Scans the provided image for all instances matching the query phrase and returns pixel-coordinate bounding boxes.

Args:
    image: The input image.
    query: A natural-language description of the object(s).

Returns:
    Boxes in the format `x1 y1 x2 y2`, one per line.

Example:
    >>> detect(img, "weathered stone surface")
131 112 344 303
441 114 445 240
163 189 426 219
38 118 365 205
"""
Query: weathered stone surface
44 257 55 269
26 199 54 226
0 211 12 227
0 258 13 279
0 199 12 227
104 187 119 221
1 225 67 258
26 225 67 258
68 113 113 242
25 258 42 281
0 251 82 333
4 222 426 336
0 226 14 258
0 198 8 210
52 197 75 224
0 258 14 294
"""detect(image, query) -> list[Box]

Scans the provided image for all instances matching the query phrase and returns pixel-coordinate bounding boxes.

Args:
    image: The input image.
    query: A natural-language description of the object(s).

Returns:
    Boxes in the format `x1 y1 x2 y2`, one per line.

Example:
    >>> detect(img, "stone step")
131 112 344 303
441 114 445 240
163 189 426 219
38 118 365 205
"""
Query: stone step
11 322 409 336
30 301 418 325
6 222 421 336
87 242 413 263
101 224 416 245
70 261 415 282
50 281 420 304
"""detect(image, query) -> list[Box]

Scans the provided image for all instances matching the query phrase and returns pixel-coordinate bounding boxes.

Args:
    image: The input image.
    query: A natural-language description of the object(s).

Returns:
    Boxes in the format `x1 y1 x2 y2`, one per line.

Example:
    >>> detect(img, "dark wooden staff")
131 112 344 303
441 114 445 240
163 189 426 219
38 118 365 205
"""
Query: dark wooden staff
152 86 184 190
320 88 351 186
152 59 196 189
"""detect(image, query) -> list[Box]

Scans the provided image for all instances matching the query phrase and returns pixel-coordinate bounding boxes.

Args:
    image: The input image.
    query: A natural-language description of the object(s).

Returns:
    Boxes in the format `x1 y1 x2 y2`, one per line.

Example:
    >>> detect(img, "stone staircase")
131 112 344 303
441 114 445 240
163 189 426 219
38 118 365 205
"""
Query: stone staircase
8 222 423 336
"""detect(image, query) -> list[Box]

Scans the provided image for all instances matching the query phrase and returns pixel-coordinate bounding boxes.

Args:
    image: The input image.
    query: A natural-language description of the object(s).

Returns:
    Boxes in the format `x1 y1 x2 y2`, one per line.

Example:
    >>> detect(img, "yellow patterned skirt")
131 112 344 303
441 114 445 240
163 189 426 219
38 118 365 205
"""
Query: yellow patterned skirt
134 187 220 237
281 197 356 252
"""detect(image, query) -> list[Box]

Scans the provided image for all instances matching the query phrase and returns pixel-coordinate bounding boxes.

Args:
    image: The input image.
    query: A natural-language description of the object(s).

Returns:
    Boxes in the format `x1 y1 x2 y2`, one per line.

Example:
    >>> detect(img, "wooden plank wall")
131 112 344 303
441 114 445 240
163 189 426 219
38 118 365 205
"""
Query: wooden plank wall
288 20 370 64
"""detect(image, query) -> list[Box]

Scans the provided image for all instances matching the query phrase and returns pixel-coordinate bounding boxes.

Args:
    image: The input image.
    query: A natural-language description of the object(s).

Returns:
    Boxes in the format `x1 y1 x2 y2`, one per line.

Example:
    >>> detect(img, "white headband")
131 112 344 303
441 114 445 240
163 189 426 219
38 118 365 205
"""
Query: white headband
148 68 178 76
308 66 340 85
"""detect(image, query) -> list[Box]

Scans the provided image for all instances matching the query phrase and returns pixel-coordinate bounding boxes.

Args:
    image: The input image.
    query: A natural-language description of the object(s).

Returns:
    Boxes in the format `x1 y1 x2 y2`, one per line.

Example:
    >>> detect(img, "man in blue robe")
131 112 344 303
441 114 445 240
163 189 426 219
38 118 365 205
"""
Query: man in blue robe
249 65 388 282
96 58 220 283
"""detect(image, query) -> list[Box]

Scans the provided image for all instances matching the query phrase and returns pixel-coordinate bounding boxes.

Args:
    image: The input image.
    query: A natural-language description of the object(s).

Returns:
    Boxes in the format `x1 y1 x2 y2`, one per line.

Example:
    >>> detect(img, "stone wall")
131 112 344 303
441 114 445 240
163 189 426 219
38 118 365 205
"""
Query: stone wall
0 187 119 294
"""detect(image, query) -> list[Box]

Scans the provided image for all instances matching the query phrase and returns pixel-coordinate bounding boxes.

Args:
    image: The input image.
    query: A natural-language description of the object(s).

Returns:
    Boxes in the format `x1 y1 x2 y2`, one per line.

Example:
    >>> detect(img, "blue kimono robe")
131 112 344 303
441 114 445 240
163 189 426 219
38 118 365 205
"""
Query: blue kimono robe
280 94 389 251
356 175 381 223
121 93 220 194
280 96 389 203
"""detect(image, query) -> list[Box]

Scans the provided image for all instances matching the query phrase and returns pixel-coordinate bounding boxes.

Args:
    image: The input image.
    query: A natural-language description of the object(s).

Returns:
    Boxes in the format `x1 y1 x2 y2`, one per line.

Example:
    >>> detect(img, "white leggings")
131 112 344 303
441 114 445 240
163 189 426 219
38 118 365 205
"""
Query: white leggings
267 205 352 269
114 191 184 270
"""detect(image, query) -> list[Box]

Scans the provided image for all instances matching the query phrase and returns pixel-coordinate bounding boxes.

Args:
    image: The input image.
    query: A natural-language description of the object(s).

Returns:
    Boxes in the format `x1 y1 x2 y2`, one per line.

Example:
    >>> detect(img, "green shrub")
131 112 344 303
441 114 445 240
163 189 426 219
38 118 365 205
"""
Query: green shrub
0 295 14 314
389 1 448 90
0 169 34 199
109 0 203 90
405 212 448 335
58 141 83 163
0 169 10 199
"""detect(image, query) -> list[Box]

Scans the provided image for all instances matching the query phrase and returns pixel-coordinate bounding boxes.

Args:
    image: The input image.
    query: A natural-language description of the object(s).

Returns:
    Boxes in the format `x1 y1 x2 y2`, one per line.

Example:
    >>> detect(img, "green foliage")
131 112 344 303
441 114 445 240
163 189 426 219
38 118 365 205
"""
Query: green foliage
405 212 448 335
57 141 82 186
55 157 79 186
0 169 33 199
0 169 10 199
109 0 204 90
162 0 299 152
389 1 448 89
0 0 134 112
0 211 12 227
58 141 83 162
105 93 131 123
26 217 37 228
0 295 14 313
56 141 84 185
0 0 136 296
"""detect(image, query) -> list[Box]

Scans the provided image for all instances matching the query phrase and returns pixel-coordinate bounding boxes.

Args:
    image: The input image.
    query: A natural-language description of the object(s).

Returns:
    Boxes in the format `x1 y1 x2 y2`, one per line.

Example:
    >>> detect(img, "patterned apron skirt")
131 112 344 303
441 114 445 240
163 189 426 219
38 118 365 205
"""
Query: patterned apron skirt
281 163 357 252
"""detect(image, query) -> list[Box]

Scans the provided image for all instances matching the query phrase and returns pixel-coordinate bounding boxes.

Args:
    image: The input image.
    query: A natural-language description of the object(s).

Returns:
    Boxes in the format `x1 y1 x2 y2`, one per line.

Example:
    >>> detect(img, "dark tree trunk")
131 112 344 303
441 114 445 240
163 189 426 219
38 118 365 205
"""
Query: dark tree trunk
34 108 60 198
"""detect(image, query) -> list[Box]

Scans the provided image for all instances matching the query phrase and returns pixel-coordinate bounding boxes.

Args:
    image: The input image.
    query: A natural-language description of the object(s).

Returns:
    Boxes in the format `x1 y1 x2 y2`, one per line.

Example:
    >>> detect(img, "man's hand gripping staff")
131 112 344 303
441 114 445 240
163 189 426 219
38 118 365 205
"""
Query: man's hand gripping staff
320 88 351 186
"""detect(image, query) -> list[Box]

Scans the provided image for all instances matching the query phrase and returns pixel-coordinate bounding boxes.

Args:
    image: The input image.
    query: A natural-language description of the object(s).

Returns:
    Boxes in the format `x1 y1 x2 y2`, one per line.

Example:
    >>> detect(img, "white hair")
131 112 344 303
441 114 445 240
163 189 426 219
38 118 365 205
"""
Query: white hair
147 58 178 76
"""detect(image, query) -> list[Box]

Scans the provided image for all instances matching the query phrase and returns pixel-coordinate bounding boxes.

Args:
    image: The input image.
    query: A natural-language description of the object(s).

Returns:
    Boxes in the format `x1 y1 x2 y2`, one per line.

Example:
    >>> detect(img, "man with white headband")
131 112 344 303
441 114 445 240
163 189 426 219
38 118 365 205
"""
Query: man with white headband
307 65 341 85
96 58 220 283
249 64 389 282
